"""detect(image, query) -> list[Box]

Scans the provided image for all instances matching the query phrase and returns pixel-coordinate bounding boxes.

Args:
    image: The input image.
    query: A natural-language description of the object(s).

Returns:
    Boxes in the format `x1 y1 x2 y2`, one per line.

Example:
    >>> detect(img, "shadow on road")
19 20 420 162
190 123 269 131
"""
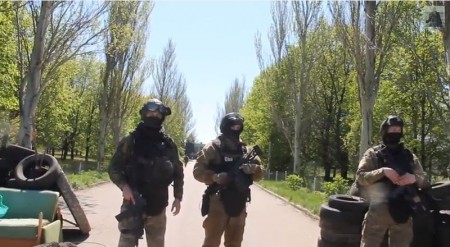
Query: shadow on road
62 228 90 243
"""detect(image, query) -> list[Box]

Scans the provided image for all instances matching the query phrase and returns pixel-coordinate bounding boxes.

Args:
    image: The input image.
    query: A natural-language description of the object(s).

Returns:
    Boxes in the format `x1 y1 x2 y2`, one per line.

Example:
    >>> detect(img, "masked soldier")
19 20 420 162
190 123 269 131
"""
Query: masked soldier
193 112 264 247
108 99 184 247
356 115 429 247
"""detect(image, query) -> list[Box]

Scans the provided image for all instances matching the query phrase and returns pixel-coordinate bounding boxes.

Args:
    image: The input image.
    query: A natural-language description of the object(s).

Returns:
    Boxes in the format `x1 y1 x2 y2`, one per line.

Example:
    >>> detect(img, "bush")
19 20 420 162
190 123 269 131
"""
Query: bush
321 175 350 196
286 174 303 191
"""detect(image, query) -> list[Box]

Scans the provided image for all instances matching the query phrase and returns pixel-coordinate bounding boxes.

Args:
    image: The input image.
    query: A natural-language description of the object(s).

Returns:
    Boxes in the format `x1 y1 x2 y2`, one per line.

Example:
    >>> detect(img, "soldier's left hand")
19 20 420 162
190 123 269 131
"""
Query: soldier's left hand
171 198 181 216
240 163 258 174
395 173 417 186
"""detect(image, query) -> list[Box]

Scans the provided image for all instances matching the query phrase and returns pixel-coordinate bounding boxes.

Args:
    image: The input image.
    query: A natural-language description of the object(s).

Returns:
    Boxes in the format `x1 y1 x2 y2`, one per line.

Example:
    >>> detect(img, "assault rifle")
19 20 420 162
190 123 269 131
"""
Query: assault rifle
377 147 428 216
115 190 146 245
201 145 263 216
227 145 263 192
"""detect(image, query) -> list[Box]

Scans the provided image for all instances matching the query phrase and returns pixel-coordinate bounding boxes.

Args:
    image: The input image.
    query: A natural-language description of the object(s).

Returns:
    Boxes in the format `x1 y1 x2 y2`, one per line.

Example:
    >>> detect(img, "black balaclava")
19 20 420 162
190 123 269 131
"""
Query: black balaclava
220 112 244 142
380 115 404 151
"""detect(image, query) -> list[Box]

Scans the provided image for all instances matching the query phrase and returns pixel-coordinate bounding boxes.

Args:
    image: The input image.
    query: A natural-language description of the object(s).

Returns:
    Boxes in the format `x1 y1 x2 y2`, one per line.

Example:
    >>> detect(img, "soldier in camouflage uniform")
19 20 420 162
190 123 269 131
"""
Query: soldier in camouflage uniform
108 99 184 247
356 115 428 247
193 112 264 247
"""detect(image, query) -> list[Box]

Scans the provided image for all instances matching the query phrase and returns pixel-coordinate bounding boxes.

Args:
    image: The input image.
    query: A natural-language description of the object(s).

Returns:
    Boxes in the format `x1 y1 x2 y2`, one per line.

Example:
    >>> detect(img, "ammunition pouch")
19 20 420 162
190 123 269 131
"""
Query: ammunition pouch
137 156 174 187
151 156 174 186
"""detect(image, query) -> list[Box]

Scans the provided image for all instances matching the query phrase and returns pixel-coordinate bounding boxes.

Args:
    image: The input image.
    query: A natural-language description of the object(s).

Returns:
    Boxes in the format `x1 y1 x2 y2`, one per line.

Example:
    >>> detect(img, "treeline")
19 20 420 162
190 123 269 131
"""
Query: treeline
0 1 194 167
239 1 450 182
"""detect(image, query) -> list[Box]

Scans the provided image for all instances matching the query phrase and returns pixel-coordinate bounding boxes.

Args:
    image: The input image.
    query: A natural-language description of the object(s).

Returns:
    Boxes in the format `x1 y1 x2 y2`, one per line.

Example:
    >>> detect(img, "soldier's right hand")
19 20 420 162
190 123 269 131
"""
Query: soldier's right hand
122 184 136 205
212 172 229 185
382 167 399 183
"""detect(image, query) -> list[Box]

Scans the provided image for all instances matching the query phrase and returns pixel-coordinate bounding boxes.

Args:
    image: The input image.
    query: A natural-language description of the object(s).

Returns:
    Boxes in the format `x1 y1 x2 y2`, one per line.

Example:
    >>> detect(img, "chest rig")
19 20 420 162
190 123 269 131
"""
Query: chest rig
210 137 247 174
209 137 251 217
125 132 175 191
374 144 414 175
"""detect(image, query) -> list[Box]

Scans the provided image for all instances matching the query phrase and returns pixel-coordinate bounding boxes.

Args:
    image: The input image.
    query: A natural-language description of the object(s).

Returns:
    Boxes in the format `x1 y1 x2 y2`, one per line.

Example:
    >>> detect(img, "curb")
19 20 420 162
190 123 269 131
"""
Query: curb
254 182 320 221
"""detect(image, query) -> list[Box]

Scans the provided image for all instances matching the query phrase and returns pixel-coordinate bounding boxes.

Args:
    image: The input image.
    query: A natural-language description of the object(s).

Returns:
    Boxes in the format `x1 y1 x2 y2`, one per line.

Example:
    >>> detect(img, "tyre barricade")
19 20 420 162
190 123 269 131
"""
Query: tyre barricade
0 144 91 234
318 195 368 247
319 183 450 247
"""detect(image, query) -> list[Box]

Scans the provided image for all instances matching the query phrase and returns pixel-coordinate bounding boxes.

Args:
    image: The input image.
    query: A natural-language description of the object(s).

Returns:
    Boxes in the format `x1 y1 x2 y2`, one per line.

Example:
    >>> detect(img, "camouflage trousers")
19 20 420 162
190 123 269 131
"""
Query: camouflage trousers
361 203 412 247
118 207 167 247
202 194 247 247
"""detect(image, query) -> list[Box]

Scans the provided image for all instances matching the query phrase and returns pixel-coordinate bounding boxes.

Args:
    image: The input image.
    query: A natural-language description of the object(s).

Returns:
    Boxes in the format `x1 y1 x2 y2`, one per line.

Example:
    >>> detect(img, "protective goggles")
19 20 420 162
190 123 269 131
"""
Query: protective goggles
142 102 171 116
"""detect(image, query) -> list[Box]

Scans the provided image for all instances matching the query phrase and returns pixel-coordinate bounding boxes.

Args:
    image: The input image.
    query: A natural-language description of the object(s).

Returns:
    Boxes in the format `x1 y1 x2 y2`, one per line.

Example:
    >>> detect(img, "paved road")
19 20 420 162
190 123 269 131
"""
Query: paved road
59 161 320 247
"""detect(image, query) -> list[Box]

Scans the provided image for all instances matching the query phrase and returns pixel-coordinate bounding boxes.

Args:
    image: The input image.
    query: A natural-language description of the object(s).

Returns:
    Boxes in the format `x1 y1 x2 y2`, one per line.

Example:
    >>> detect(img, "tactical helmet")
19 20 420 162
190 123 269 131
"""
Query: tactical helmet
380 115 404 136
220 112 244 134
139 99 171 118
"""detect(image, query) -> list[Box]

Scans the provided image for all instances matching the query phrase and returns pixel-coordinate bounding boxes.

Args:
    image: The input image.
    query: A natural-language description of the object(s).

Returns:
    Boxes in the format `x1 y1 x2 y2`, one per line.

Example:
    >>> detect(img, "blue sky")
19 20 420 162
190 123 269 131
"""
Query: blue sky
145 1 273 144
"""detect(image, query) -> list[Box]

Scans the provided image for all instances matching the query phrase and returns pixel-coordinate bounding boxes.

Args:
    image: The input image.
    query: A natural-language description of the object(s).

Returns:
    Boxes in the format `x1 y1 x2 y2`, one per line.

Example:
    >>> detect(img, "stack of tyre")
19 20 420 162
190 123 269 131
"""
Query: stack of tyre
429 181 450 246
0 144 91 234
318 194 369 247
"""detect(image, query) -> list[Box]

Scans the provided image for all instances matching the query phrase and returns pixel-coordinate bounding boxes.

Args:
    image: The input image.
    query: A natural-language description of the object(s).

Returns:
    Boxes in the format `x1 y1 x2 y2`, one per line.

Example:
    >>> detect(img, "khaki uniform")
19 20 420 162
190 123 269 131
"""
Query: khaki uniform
193 135 264 247
356 145 428 247
109 133 184 247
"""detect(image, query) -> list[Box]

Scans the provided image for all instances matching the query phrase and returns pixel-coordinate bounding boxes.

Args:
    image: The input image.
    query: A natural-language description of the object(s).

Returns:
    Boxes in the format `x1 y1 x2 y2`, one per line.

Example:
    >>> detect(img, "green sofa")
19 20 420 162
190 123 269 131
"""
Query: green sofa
0 187 62 246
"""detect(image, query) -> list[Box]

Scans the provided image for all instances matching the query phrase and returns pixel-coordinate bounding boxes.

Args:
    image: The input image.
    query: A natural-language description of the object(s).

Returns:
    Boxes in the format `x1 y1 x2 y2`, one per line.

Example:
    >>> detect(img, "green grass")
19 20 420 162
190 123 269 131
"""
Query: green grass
55 155 111 190
66 170 110 190
258 180 327 215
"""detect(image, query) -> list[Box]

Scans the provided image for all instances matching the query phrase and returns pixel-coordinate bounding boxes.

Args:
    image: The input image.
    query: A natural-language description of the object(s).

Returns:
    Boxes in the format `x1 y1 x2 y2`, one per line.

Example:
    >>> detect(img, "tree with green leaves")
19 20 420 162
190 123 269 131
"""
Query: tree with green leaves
98 1 153 167
214 77 246 134
150 39 194 146
330 1 407 158
16 1 107 148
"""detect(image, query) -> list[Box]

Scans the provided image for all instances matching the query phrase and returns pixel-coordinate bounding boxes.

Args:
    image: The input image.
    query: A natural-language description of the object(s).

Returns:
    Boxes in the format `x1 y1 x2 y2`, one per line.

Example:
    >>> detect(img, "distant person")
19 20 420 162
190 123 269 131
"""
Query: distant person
426 9 443 28
183 155 189 166
193 112 264 247
108 99 184 247
354 115 429 247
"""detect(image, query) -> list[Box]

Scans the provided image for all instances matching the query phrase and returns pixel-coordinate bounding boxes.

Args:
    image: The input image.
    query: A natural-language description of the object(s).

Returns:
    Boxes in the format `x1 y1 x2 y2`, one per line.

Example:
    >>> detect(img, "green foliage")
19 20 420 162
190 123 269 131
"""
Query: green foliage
0 2 19 112
321 175 350 196
66 170 109 190
286 174 303 191
259 180 326 215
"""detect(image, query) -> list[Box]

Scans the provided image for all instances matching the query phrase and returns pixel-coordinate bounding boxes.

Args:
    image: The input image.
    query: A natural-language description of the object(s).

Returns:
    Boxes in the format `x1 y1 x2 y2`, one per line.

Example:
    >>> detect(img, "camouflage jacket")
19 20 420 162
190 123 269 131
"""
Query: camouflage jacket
193 135 264 185
108 133 184 200
356 144 428 189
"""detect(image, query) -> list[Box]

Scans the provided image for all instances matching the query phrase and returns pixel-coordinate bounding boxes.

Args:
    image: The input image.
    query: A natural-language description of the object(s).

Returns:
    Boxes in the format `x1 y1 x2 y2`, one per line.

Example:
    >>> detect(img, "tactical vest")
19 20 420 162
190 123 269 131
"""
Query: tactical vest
351 145 414 200
209 137 251 217
375 145 418 223
374 144 414 174
124 132 176 216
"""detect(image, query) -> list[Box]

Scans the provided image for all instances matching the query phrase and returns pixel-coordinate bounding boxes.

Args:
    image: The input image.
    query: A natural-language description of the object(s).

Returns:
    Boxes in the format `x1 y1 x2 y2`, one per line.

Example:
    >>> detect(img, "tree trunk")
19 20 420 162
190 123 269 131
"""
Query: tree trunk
97 65 111 169
358 1 377 159
97 109 107 168
18 1 54 148
293 92 302 174
443 1 450 176
443 3 450 77
111 110 123 148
